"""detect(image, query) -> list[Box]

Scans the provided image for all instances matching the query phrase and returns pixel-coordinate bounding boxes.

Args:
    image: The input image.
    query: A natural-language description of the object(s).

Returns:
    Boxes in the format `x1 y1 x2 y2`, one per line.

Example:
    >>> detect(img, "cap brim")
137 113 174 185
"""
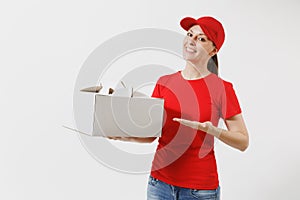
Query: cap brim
180 17 198 31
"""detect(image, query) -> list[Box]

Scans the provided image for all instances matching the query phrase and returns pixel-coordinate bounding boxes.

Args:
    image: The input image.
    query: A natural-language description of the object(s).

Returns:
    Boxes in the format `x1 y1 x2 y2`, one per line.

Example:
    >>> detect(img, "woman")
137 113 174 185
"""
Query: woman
110 16 249 200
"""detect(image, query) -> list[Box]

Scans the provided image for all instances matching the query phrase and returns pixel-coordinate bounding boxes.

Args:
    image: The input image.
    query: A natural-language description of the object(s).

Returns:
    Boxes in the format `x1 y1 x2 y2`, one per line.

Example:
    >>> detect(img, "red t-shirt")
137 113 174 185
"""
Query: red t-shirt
150 71 242 190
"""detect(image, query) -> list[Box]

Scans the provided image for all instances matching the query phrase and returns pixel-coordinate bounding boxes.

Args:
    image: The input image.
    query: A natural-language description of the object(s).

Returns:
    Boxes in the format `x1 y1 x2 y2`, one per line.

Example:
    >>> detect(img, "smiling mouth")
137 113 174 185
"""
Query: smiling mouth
186 47 196 53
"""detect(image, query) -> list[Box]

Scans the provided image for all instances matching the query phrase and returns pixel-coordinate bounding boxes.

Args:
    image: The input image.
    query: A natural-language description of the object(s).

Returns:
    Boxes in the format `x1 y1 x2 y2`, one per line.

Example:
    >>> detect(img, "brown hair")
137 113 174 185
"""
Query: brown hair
207 54 219 75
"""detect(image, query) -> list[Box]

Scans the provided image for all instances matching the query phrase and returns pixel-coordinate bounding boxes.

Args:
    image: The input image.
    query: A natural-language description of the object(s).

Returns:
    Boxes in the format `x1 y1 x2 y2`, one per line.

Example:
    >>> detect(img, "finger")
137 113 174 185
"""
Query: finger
107 136 121 140
173 118 181 122
173 118 189 125
173 118 191 123
173 118 197 129
181 120 193 127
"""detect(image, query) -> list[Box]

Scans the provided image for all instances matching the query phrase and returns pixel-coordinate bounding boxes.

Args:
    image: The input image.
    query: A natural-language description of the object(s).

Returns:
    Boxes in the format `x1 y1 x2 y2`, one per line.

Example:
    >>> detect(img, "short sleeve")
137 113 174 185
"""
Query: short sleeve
220 81 242 119
151 78 162 98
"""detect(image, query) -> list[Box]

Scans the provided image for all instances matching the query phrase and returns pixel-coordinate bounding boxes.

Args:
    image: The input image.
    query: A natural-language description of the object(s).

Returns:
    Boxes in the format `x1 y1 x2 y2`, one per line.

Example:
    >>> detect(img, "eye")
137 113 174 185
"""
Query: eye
197 37 206 42
187 32 193 37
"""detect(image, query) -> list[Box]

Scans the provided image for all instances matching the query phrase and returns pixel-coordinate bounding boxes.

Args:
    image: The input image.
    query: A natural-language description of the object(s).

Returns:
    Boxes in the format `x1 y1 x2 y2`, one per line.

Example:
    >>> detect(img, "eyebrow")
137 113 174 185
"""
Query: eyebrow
189 29 206 36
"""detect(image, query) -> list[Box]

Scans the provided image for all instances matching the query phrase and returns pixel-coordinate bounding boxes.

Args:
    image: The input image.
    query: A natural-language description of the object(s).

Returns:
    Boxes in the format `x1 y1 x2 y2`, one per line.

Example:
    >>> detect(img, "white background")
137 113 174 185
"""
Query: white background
1 0 300 199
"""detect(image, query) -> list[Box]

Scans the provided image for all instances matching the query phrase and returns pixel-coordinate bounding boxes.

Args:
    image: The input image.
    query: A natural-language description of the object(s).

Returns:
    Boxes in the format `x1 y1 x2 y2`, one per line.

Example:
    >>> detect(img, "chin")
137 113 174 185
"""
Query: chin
183 56 197 63
183 51 197 61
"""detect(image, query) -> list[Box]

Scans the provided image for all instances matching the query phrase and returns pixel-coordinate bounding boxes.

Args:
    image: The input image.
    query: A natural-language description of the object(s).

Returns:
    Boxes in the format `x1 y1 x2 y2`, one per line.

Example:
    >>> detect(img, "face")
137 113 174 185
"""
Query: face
183 25 217 63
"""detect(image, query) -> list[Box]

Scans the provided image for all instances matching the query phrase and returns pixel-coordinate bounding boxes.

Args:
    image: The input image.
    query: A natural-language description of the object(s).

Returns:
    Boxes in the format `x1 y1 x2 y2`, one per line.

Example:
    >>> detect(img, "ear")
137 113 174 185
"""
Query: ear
209 48 218 57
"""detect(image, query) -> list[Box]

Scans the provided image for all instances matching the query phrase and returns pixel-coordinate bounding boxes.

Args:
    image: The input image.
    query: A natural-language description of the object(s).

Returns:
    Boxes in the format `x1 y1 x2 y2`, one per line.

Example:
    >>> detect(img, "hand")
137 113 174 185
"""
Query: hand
173 118 222 137
173 118 211 131
106 136 157 143
107 136 132 142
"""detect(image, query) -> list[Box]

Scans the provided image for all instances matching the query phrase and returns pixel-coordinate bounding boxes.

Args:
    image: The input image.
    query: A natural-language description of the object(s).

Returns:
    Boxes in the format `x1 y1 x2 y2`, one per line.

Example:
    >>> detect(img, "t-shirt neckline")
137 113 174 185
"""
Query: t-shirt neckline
178 71 213 81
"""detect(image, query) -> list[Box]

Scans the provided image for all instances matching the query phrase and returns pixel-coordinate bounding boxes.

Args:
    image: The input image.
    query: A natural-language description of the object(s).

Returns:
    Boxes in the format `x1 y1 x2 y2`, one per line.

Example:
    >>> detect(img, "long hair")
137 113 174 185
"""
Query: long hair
207 54 219 75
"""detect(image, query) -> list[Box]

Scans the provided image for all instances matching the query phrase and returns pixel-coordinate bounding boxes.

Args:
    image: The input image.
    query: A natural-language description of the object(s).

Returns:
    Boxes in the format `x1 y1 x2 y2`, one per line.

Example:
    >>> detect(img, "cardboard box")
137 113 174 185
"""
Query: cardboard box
74 88 164 137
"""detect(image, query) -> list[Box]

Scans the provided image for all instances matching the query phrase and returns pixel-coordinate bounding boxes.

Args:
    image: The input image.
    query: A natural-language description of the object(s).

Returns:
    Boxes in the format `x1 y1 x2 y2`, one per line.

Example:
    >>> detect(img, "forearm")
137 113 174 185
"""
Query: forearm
174 115 249 151
207 126 249 151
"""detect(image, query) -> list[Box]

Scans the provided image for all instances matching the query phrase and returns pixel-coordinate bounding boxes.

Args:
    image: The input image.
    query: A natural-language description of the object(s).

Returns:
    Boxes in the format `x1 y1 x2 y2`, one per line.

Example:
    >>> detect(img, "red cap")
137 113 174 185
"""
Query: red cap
180 16 225 51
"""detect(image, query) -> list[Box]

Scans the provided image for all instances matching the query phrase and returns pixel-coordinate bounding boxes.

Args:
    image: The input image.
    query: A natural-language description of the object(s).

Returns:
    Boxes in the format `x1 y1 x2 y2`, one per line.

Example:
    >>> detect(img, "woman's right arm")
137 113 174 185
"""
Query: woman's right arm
107 137 157 143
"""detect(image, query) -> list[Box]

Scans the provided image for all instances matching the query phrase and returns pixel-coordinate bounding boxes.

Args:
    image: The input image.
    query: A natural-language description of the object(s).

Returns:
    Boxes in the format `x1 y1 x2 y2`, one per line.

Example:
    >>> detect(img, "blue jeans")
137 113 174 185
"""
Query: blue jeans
147 176 220 200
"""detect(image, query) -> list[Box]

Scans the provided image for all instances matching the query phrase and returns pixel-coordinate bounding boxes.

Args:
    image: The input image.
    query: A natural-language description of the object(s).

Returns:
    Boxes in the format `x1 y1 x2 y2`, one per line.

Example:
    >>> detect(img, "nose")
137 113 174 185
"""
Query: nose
187 36 196 46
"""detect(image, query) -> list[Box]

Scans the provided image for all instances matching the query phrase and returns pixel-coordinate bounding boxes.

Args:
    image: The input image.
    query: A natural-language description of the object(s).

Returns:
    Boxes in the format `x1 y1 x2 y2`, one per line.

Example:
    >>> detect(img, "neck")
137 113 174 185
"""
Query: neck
182 61 211 80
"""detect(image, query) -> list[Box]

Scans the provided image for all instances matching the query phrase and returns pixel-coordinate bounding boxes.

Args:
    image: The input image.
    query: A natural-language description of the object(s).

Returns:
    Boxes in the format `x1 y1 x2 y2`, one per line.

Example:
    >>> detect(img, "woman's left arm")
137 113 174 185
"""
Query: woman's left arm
173 114 249 151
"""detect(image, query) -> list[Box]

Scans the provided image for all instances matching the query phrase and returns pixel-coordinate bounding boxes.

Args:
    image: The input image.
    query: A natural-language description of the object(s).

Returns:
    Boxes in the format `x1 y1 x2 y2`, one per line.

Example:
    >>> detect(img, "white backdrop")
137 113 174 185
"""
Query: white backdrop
1 0 300 199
